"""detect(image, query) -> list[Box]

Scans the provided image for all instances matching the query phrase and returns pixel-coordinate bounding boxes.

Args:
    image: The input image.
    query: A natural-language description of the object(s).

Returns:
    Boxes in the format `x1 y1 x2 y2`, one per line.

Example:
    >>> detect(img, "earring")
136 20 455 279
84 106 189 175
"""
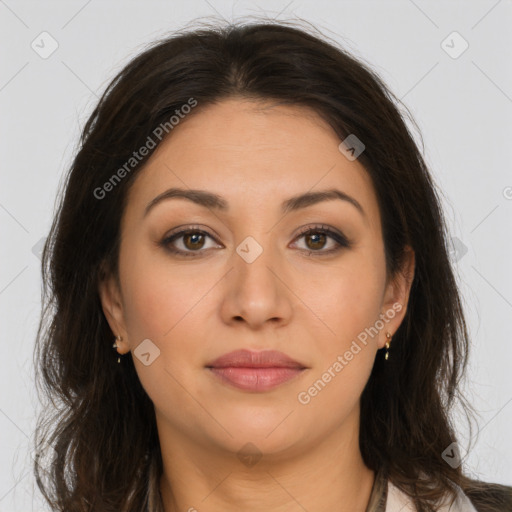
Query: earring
113 335 122 363
384 332 392 361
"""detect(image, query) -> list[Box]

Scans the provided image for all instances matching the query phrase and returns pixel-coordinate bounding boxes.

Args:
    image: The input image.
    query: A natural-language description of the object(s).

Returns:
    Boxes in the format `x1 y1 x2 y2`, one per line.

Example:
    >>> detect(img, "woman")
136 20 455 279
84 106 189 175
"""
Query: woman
33 19 512 512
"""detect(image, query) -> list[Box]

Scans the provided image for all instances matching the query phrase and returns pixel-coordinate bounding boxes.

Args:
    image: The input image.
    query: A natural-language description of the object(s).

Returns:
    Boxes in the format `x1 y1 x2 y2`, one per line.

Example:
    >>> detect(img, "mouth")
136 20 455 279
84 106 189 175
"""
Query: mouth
206 348 307 369
205 349 308 392
206 366 307 392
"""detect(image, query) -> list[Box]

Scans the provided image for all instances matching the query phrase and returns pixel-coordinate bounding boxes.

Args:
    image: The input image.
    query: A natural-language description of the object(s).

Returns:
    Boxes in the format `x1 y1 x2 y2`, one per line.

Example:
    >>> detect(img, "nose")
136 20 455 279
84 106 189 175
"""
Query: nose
219 239 294 330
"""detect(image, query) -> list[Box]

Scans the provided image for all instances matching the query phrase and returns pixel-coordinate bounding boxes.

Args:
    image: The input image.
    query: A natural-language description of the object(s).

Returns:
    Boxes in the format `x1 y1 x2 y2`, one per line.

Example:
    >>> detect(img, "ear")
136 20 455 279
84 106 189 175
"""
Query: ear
378 245 415 349
98 268 130 355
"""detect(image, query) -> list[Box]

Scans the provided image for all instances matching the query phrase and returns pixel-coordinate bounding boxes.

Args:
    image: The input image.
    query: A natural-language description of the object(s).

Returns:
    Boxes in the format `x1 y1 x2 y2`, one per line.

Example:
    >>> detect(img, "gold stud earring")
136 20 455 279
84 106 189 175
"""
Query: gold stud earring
113 335 122 363
385 332 392 361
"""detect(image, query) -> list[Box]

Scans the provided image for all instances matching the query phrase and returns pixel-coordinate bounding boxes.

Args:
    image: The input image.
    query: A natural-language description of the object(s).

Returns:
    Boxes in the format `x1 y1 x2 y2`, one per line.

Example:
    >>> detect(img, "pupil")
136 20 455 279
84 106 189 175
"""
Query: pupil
186 233 203 249
308 233 325 250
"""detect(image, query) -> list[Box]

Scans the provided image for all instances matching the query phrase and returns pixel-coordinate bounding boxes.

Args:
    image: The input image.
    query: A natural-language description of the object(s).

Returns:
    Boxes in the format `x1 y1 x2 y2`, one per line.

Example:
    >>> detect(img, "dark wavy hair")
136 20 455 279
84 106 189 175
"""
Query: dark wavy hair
33 18 512 512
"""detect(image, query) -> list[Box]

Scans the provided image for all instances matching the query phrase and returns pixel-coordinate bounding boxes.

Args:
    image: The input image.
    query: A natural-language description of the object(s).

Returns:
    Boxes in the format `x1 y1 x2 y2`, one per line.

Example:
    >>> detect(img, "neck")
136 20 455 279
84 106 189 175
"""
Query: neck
158 413 375 512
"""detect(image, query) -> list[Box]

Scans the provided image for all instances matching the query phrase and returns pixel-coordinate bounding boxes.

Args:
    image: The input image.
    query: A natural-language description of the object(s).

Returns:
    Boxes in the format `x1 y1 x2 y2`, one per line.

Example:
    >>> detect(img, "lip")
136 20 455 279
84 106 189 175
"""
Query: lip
206 349 306 369
205 349 308 392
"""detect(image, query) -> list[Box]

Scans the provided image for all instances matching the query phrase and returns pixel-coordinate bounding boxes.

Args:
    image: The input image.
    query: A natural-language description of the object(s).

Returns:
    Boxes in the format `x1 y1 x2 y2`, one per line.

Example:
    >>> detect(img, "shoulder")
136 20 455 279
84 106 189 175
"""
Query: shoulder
385 478 512 512
386 479 476 511
464 481 512 512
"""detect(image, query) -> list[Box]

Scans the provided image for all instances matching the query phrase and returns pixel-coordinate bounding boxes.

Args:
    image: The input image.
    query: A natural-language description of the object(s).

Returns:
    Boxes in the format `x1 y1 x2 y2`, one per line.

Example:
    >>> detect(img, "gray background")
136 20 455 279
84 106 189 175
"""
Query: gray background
1 0 511 509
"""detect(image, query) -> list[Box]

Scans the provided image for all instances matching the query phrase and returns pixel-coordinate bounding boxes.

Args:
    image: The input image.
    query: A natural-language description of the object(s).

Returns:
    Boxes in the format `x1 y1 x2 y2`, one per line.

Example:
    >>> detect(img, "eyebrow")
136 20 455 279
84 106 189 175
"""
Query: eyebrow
143 187 365 218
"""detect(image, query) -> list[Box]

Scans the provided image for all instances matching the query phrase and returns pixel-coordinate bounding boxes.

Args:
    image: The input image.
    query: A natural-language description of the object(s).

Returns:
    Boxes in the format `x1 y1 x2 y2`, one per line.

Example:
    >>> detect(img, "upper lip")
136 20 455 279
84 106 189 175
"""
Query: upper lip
206 349 307 369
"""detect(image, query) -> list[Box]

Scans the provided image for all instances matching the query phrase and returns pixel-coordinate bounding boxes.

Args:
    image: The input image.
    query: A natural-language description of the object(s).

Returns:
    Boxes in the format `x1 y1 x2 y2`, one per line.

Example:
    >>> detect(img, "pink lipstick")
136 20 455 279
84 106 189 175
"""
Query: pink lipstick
205 349 307 392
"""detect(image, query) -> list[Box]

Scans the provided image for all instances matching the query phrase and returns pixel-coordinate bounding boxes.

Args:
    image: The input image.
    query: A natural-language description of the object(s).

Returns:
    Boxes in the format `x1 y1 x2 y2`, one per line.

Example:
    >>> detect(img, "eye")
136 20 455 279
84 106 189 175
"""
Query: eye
160 224 351 258
291 225 351 256
160 227 221 257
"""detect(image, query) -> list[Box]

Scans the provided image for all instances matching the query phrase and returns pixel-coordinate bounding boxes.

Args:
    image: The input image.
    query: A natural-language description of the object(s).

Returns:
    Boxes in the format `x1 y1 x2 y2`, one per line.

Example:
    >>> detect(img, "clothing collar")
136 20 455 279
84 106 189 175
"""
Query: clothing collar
365 468 478 512
365 467 387 512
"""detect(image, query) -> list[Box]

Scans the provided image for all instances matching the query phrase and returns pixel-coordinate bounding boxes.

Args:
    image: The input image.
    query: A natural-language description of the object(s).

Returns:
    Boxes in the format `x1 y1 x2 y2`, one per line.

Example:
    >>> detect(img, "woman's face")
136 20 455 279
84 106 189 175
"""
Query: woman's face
100 97 414 458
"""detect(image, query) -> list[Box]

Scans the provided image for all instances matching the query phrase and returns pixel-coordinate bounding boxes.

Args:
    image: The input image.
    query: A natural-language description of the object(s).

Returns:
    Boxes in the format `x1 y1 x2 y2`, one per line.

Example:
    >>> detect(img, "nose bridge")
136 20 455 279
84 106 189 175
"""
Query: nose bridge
231 205 278 267
234 232 280 296
221 230 293 327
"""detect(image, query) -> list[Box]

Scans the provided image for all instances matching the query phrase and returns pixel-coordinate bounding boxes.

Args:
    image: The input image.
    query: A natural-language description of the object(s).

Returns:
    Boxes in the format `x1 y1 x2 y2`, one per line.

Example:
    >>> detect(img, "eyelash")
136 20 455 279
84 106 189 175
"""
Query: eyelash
160 224 351 258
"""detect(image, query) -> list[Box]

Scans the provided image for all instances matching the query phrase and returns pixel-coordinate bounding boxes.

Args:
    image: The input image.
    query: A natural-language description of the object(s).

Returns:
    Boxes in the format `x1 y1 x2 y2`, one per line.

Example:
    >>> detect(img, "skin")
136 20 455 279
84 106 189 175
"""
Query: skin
99 97 415 512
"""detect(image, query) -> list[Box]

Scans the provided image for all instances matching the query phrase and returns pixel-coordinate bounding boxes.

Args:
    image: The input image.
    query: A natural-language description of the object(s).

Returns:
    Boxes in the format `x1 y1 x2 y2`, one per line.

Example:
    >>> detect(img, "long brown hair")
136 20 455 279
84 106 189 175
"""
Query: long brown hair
33 18 512 511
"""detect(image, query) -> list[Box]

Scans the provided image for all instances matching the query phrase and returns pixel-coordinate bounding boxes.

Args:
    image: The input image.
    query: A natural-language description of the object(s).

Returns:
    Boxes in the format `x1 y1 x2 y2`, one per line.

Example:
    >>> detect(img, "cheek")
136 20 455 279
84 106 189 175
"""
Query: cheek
299 254 385 346
296 260 384 415
119 253 202 403
119 243 199 339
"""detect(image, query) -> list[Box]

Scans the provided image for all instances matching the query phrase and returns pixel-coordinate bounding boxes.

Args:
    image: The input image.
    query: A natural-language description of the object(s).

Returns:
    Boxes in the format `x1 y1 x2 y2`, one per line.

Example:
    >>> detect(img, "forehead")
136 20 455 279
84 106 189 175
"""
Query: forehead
122 98 380 230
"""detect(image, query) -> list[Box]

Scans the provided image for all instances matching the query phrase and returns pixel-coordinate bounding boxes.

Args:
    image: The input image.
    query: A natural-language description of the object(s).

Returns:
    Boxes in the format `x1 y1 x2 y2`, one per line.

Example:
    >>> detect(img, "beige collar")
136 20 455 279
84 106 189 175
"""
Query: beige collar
386 479 478 512
364 467 478 512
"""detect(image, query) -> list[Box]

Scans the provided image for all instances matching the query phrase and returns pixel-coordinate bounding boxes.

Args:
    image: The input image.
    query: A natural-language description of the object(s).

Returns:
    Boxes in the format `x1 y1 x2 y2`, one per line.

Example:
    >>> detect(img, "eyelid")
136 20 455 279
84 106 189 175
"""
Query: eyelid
160 224 351 257
160 225 221 256
290 224 351 254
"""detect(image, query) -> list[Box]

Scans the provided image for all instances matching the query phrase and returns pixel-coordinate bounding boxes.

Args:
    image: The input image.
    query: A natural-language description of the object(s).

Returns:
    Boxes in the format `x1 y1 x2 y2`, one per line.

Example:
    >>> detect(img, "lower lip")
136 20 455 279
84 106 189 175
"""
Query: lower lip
207 367 305 391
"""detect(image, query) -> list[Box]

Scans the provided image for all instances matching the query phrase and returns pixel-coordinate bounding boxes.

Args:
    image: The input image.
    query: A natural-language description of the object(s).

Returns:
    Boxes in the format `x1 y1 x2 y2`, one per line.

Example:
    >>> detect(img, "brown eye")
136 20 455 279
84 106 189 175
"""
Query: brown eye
161 228 220 257
293 225 351 256
304 232 328 250
182 232 206 250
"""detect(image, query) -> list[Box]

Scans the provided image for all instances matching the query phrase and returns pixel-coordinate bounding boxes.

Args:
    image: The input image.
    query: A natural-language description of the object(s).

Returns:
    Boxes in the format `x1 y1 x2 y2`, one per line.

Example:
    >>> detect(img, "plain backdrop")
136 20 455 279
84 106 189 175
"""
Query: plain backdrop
1 0 511 509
